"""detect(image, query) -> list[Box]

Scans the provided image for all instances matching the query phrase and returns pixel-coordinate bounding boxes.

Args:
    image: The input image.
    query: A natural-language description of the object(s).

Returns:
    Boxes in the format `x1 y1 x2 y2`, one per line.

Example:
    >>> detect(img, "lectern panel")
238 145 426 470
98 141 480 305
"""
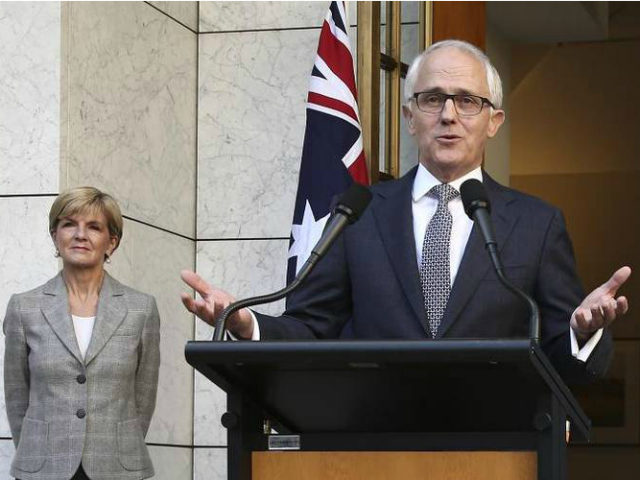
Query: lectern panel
185 339 589 438
252 451 537 480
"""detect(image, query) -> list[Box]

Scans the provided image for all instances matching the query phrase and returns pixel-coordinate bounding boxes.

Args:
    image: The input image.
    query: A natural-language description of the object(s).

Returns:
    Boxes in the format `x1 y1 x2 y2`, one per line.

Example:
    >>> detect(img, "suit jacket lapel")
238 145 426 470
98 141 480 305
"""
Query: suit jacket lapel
372 167 426 327
436 173 519 338
41 273 84 364
84 273 127 365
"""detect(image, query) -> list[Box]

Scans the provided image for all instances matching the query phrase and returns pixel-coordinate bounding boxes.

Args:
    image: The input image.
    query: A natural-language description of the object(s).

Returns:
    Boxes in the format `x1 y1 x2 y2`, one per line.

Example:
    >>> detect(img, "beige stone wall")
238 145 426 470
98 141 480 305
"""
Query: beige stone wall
0 2 62 474
1 1 199 478
60 2 198 477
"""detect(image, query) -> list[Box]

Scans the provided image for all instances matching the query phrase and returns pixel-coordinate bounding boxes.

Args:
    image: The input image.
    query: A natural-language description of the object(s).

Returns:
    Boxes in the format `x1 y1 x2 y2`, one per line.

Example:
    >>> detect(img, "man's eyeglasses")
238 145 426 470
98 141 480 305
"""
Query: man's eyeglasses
411 91 495 116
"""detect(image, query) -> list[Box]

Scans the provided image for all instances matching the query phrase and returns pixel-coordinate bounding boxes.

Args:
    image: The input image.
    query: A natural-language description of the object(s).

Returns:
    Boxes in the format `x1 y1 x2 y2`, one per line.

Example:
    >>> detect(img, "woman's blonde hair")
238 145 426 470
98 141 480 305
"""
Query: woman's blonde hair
49 186 123 251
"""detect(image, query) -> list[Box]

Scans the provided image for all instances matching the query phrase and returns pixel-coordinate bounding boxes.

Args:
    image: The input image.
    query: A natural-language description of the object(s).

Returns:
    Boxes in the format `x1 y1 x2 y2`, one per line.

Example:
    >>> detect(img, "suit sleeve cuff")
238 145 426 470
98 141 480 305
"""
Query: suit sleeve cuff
570 326 603 362
226 310 261 341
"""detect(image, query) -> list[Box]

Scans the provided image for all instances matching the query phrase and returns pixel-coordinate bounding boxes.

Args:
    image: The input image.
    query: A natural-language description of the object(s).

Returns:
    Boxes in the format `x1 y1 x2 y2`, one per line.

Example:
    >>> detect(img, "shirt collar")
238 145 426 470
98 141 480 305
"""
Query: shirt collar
412 164 484 202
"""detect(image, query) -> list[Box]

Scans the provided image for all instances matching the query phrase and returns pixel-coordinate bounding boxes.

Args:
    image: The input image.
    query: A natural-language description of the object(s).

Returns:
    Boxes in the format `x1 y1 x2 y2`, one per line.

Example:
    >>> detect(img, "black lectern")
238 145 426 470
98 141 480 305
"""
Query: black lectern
186 339 589 480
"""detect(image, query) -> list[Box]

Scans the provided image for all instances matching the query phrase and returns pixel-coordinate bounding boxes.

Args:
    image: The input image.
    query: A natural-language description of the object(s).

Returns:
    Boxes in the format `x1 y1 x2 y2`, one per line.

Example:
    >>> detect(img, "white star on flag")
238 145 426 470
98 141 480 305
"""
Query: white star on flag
288 200 329 275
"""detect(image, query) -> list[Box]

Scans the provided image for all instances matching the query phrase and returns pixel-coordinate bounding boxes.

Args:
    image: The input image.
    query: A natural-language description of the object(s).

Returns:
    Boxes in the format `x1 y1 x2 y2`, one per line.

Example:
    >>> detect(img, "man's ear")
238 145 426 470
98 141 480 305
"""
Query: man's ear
402 104 416 135
487 109 505 138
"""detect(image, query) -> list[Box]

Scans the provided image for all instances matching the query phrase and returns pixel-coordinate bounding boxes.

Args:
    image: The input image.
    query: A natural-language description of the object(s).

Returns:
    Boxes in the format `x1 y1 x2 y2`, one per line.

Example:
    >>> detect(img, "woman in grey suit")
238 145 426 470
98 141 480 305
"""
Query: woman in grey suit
3 187 160 480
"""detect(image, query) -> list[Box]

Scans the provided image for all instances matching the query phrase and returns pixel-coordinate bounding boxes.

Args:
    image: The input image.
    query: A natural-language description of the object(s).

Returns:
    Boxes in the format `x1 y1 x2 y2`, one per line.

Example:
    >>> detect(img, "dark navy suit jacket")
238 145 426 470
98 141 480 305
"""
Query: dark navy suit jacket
256 167 612 384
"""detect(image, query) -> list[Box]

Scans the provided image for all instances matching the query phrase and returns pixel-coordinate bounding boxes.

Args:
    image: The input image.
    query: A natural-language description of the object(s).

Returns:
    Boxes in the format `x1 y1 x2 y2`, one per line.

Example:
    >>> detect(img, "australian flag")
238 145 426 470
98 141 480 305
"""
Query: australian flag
286 1 369 284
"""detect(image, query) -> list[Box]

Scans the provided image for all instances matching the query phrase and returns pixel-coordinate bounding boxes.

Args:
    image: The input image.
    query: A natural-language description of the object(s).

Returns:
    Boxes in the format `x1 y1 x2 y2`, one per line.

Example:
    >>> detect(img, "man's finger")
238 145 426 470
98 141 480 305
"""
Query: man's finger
181 270 213 297
193 299 216 325
602 266 632 295
574 308 587 324
194 298 212 315
590 305 604 329
601 300 617 325
616 296 629 316
181 292 216 324
180 292 196 313
574 308 591 331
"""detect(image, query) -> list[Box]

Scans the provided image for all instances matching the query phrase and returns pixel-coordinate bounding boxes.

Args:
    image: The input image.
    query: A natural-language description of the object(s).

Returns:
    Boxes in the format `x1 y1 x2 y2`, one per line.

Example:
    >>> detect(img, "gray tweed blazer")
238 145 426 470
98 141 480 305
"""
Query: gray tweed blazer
3 272 160 480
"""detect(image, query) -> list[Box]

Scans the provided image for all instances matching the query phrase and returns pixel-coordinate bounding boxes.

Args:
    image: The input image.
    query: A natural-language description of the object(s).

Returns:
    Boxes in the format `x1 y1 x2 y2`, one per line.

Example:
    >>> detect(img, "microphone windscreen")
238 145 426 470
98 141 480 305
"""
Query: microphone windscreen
337 183 373 222
460 179 490 217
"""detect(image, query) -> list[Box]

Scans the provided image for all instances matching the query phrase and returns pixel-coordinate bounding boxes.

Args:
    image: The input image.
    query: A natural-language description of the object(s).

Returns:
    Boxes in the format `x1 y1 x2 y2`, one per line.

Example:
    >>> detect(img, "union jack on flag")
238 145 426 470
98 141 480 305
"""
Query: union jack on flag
286 1 369 284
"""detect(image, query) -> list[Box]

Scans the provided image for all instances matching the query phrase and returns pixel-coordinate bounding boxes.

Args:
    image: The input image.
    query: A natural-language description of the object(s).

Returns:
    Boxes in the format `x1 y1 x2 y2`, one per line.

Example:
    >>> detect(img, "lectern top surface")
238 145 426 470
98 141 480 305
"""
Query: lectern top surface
186 339 589 440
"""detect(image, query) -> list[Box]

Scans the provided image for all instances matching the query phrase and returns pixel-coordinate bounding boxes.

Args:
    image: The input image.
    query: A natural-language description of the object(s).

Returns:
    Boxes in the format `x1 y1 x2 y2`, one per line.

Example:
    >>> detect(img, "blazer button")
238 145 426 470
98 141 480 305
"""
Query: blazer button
76 408 86 419
77 374 87 384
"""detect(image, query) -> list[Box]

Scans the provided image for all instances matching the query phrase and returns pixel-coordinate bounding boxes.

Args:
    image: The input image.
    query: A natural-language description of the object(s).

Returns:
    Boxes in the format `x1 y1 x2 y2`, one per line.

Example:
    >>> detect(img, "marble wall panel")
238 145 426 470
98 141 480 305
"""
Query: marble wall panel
0 439 16 478
199 1 327 32
0 197 59 322
198 29 319 238
105 218 195 446
0 196 59 437
62 1 197 238
148 445 193 480
149 1 199 32
194 447 226 480
0 2 60 194
346 1 358 27
193 239 288 446
193 370 227 447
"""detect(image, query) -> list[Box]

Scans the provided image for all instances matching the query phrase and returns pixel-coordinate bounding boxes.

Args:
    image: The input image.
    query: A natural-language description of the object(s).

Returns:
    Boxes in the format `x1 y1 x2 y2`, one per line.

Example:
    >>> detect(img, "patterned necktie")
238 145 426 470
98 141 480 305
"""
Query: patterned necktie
420 183 459 338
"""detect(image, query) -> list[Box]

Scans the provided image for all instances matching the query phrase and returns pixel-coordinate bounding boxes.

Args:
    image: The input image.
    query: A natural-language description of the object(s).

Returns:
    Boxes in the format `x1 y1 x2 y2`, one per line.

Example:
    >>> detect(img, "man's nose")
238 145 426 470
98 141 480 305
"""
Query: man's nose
440 97 458 122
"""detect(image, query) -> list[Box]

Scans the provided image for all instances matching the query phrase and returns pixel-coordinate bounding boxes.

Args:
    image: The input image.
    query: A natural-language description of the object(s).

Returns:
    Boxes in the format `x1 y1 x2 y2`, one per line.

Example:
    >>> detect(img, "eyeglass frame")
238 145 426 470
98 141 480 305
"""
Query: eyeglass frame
411 91 496 116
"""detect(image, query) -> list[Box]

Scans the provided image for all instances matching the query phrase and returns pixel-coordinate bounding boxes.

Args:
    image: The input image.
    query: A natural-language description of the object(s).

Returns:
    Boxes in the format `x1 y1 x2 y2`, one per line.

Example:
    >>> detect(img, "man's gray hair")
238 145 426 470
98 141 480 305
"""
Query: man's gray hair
404 39 503 109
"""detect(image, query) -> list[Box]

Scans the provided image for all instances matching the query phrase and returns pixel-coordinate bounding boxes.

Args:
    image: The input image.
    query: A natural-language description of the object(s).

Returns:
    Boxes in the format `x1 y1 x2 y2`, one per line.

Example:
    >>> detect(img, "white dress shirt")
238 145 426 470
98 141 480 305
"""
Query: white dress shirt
412 164 479 286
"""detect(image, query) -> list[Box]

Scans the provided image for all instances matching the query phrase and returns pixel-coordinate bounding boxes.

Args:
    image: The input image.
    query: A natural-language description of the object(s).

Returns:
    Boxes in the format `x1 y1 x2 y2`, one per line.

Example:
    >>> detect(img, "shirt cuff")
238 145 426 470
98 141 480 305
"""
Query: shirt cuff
226 310 261 341
570 326 603 362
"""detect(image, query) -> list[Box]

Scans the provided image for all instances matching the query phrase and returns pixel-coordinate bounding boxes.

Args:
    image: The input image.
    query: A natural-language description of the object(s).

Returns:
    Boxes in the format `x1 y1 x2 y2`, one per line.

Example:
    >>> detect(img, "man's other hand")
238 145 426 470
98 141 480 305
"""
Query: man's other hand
180 270 255 339
571 266 631 340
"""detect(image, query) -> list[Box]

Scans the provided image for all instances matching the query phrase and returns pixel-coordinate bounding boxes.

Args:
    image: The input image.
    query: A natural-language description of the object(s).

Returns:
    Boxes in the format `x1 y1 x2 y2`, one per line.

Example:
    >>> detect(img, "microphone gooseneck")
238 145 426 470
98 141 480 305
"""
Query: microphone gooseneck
460 179 540 343
212 183 372 341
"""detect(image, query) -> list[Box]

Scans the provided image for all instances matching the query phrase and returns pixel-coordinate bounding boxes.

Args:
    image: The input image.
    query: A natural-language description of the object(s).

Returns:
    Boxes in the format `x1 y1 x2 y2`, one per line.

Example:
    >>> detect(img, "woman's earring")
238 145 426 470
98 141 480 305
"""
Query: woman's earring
105 254 111 264
54 249 60 258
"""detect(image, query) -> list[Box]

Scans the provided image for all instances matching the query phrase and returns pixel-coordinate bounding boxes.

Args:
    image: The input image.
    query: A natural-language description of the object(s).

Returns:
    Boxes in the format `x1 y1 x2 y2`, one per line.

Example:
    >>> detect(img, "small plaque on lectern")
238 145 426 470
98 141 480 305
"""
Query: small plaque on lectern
268 435 301 451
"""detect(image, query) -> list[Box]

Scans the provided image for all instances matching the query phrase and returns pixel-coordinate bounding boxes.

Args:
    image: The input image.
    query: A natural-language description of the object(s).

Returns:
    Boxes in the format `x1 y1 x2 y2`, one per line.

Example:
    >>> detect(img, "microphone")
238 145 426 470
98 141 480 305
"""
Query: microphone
299 182 372 276
460 179 540 343
212 183 372 341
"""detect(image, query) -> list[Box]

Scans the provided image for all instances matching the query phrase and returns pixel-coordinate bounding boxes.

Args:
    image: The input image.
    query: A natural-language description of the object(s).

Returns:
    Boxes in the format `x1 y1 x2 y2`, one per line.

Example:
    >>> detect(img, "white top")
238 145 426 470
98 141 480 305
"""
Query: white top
72 315 96 359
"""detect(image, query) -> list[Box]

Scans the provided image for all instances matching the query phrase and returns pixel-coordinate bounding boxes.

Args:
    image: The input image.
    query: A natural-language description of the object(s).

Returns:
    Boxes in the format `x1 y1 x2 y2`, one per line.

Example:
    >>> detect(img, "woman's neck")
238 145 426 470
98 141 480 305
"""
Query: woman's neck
63 268 105 316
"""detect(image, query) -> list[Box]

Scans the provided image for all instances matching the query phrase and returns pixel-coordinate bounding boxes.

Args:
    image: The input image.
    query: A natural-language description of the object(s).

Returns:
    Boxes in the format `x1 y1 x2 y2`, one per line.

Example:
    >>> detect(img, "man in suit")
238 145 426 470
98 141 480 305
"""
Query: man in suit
181 40 630 383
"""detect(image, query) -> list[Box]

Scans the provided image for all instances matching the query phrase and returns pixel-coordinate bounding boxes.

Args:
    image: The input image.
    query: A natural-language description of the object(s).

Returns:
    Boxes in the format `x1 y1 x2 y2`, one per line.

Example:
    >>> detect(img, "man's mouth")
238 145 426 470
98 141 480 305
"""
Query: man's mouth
436 134 462 143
